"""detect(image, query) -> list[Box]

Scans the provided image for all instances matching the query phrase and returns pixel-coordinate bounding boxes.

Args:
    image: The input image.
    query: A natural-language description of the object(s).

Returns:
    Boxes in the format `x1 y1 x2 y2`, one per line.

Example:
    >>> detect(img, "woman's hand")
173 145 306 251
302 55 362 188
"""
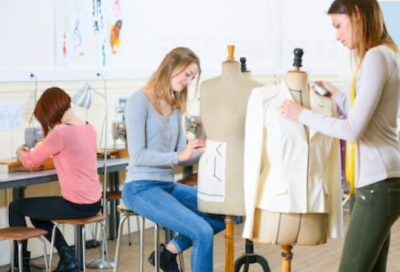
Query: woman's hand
280 99 304 121
16 145 30 162
178 139 206 162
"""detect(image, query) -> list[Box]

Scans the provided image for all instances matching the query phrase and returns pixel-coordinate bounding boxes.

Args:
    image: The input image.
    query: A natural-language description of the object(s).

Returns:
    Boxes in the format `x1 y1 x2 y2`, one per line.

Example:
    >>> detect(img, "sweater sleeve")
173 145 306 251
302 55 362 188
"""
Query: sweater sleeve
125 92 179 167
21 129 63 168
334 92 350 115
299 47 388 143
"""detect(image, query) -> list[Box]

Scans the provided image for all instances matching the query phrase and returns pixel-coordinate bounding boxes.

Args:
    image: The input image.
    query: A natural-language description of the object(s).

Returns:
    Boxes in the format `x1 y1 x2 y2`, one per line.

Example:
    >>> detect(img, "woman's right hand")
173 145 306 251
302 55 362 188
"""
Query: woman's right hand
178 139 206 162
316 81 341 100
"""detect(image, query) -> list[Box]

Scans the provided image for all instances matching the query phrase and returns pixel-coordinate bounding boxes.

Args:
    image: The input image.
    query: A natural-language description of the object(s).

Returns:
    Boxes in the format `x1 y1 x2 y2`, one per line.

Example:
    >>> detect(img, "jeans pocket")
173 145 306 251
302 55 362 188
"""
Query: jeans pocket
355 188 374 206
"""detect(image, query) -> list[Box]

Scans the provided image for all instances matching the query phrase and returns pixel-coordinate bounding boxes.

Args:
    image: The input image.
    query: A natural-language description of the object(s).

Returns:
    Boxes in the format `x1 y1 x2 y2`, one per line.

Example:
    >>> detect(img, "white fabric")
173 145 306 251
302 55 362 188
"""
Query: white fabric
243 83 344 240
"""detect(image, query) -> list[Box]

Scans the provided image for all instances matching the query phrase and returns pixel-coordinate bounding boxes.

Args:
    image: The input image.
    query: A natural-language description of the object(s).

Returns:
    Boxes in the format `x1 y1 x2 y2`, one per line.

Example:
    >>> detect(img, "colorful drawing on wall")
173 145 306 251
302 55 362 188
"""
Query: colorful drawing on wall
110 20 123 54
55 0 124 68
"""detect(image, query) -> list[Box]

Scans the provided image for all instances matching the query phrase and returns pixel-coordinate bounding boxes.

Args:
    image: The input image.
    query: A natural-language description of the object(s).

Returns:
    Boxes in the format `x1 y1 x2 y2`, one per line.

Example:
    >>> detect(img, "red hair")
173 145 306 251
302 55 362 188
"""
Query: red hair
34 87 71 135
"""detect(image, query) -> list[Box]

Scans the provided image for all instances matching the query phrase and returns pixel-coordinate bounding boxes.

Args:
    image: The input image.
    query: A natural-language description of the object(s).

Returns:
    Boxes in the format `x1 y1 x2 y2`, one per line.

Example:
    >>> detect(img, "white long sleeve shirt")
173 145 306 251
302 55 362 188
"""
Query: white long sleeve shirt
300 45 400 188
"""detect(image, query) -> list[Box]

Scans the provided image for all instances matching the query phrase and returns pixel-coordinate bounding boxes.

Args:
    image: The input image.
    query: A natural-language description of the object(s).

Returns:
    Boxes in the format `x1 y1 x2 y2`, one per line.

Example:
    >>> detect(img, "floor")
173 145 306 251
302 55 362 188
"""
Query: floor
2 209 400 272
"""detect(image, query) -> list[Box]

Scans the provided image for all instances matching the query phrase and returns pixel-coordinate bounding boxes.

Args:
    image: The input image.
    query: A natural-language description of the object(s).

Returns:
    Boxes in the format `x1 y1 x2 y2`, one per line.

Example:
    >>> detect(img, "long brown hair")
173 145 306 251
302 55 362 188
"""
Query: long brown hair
145 47 201 114
328 0 398 65
34 87 71 135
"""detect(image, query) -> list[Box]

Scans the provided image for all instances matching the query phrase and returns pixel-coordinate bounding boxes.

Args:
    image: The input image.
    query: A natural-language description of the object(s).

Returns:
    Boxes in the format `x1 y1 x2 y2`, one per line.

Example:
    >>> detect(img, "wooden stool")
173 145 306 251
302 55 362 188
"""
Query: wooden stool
49 214 110 272
113 203 184 272
0 227 49 272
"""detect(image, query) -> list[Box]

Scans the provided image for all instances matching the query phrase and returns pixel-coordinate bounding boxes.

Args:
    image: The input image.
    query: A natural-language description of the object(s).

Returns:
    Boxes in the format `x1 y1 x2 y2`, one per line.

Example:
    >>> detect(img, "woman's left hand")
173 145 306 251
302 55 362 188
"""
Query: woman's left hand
16 145 29 162
280 99 304 121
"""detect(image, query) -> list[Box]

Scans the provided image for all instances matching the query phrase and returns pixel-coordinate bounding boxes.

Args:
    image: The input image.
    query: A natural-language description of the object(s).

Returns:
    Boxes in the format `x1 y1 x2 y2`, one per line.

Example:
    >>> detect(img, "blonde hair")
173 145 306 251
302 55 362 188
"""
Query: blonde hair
146 47 201 114
328 0 398 66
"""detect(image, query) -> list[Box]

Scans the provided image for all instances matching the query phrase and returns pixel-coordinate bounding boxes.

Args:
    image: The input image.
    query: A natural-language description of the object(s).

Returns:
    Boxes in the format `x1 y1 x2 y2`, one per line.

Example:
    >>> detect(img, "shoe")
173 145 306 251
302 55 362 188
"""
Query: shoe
55 246 78 272
8 251 31 272
148 244 180 272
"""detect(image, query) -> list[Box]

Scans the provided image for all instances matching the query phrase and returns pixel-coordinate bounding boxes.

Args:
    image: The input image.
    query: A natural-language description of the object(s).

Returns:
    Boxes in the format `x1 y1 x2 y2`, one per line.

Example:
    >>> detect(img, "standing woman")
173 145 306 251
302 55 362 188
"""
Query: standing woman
11 87 102 272
280 0 400 271
123 47 225 272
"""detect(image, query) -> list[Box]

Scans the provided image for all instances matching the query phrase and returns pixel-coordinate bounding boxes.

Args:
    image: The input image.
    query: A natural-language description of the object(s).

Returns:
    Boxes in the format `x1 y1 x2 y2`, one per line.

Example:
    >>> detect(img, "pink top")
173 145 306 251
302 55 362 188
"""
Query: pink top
22 124 102 204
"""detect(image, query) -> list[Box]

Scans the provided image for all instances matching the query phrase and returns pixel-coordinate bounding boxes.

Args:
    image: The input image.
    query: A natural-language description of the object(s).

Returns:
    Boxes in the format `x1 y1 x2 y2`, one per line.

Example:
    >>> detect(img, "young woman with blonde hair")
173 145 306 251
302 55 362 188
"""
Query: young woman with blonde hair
123 47 225 272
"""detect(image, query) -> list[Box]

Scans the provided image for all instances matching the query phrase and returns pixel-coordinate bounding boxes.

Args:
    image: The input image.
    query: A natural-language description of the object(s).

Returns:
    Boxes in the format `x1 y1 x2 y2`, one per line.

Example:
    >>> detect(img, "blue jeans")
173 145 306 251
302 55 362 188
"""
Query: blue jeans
123 180 226 272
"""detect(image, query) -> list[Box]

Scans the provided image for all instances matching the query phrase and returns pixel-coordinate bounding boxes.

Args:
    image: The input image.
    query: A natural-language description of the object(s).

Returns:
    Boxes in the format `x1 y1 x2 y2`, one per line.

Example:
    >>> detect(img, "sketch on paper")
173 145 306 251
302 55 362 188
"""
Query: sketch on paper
197 141 227 202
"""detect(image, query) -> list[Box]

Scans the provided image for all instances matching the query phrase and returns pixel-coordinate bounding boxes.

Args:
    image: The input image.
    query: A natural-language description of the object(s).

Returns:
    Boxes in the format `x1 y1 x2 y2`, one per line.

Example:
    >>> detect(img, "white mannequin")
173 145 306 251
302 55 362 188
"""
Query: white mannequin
197 46 262 216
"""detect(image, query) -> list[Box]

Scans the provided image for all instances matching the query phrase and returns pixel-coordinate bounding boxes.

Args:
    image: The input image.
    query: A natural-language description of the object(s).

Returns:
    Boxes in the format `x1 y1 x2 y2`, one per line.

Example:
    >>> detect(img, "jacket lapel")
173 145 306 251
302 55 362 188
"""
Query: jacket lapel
279 82 308 142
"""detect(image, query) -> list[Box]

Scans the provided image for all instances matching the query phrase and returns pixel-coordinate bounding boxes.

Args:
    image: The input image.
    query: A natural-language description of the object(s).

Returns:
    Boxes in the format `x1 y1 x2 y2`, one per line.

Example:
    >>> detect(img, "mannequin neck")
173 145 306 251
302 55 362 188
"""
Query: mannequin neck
222 61 241 77
285 70 310 106
242 71 253 79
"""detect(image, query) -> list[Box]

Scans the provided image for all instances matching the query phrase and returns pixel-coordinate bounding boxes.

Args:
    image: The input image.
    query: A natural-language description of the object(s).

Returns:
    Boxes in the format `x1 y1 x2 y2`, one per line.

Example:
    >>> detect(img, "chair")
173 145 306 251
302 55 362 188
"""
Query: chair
0 227 49 272
113 203 185 272
48 214 110 272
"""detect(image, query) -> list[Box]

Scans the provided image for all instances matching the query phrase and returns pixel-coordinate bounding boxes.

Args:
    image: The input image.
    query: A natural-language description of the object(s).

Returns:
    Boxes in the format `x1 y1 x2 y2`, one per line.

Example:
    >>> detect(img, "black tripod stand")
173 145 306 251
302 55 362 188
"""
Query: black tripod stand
234 239 271 272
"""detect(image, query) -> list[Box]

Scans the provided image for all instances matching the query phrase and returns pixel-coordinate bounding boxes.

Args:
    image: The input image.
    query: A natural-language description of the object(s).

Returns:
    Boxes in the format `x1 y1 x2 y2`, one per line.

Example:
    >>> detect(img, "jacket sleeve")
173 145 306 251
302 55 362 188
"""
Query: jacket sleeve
326 103 344 239
242 88 267 239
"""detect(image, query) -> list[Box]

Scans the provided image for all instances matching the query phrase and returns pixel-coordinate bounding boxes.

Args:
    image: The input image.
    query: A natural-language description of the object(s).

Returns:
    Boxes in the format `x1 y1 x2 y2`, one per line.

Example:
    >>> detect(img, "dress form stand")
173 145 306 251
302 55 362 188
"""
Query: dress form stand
225 46 237 272
199 45 262 272
280 48 311 272
234 57 270 272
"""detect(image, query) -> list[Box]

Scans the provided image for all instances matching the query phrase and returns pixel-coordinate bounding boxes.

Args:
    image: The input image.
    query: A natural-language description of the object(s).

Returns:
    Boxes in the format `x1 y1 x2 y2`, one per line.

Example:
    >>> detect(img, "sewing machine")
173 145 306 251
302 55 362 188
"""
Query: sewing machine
108 98 128 159
185 115 205 140
25 127 44 148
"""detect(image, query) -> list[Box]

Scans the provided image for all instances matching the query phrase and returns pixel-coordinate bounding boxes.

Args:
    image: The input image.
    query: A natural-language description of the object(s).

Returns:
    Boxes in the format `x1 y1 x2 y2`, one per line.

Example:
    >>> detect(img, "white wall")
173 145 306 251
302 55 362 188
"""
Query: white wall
0 0 353 82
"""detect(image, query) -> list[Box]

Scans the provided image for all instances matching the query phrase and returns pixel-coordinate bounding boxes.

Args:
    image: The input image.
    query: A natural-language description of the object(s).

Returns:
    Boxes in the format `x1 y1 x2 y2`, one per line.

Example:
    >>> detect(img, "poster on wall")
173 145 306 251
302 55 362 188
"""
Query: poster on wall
54 0 124 69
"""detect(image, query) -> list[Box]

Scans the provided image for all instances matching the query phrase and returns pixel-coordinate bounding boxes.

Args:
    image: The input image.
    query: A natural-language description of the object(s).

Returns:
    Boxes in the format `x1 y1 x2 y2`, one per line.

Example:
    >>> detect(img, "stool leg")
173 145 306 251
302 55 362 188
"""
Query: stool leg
82 227 86 272
113 213 129 272
10 241 15 272
127 215 132 246
17 242 23 272
39 236 49 272
136 216 140 245
100 222 110 265
139 216 145 272
154 224 160 272
49 223 59 272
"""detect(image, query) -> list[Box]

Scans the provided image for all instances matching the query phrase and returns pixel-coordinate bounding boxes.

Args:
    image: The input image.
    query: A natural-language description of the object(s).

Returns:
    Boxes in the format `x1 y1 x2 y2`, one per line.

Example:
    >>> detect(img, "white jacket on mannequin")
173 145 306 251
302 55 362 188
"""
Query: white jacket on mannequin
242 82 344 240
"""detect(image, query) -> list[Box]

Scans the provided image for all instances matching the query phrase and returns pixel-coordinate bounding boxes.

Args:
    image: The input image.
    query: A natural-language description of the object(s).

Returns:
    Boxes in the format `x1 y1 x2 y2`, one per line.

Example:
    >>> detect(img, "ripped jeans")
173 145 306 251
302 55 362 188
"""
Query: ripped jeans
123 180 226 272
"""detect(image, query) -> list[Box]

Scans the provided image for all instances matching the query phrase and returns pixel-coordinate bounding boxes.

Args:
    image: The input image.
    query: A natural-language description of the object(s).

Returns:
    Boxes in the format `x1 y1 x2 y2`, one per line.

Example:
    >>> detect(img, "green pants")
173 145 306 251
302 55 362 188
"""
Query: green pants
339 178 400 272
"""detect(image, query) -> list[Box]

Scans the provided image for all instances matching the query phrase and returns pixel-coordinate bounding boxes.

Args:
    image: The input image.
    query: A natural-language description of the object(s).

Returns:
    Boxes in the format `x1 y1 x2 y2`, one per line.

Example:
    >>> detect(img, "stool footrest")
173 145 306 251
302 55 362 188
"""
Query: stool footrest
53 215 106 225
